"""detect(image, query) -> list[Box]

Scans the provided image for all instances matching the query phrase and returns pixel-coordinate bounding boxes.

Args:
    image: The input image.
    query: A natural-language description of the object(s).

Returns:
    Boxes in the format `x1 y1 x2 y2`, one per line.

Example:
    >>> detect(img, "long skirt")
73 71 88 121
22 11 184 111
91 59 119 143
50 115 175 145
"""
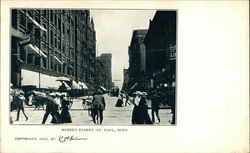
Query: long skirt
115 99 123 107
132 105 152 124
60 108 72 123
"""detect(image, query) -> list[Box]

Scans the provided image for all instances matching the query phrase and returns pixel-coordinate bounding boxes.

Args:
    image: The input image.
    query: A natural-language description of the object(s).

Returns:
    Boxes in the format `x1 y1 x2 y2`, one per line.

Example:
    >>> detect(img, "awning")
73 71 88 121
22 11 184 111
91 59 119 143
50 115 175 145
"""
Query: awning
78 82 88 89
71 80 81 90
26 14 47 32
34 46 47 58
19 37 31 46
53 56 63 65
27 44 47 58
11 28 25 38
85 83 95 90
100 86 107 91
56 76 71 82
61 82 71 90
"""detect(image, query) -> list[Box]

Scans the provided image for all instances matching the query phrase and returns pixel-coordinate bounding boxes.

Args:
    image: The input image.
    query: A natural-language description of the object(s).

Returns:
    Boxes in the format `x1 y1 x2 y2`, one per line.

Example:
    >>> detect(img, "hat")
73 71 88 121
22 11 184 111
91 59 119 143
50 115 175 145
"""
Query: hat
142 92 147 96
134 91 142 95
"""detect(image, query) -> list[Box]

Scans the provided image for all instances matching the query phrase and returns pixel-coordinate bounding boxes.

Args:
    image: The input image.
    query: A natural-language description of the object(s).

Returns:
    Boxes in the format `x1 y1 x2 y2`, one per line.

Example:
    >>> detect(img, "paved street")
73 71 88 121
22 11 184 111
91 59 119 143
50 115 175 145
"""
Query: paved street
10 94 173 125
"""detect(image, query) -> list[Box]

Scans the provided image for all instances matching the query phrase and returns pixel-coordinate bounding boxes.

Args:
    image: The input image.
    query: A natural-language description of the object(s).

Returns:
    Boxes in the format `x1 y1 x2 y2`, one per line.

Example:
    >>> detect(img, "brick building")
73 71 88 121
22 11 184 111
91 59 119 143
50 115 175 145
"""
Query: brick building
11 9 96 89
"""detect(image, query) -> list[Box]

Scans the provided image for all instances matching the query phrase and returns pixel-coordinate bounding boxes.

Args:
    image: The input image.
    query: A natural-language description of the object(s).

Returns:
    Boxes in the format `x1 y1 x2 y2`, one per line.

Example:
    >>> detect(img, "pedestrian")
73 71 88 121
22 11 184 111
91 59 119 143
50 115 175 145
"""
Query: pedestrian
169 88 176 125
60 95 72 123
13 91 29 121
91 90 106 124
115 94 123 107
131 91 152 124
151 90 161 124
40 93 61 124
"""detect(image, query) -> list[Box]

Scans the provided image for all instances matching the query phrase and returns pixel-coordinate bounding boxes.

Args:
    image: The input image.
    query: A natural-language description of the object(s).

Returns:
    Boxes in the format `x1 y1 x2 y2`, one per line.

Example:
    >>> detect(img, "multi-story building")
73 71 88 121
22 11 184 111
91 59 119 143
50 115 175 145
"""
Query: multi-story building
95 57 107 87
74 10 96 85
97 53 112 90
121 68 129 92
127 29 147 90
11 9 96 89
143 11 176 87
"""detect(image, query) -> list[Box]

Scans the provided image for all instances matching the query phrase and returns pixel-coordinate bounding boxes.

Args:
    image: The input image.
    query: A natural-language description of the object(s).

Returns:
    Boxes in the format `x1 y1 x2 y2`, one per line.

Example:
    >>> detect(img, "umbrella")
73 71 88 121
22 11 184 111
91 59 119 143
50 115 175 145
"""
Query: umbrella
78 82 88 90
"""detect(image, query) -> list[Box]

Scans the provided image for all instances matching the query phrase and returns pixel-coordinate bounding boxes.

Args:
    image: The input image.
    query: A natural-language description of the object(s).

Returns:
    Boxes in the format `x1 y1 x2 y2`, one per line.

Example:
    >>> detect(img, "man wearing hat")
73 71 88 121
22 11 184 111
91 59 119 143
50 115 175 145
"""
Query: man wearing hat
41 92 61 124
91 90 105 124
14 91 29 121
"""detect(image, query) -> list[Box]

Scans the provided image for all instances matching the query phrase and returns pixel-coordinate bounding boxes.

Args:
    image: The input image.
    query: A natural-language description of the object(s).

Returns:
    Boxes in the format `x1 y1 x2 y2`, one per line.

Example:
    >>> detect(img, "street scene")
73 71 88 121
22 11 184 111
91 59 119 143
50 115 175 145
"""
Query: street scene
10 94 173 125
10 9 176 125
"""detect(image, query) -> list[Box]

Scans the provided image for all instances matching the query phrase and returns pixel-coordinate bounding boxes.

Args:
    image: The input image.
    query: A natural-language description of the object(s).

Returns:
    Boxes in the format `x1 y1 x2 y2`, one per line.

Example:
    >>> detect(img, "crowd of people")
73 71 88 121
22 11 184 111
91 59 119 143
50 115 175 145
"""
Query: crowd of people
10 88 72 124
115 88 175 125
10 86 175 125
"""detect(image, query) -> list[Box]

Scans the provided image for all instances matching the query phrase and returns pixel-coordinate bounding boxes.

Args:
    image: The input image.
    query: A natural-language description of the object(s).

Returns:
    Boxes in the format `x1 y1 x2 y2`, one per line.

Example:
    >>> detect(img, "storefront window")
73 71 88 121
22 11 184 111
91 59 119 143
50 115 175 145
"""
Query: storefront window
35 57 40 66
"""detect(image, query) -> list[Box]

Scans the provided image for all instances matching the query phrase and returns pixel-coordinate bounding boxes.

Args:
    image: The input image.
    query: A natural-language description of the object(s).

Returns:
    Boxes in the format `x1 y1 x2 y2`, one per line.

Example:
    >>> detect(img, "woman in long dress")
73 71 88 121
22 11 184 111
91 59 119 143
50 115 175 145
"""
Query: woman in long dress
60 96 72 123
131 91 152 124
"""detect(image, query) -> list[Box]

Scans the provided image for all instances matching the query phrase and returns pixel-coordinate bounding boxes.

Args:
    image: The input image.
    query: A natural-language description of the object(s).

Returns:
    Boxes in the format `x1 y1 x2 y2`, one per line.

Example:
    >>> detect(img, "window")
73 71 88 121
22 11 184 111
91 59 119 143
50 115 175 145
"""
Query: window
50 10 53 22
35 57 40 66
34 29 40 45
20 46 26 62
50 30 53 46
27 54 33 64
58 39 61 50
12 10 17 28
62 44 65 53
58 18 61 30
54 38 57 48
54 14 57 26
42 58 47 68
42 10 47 18
50 60 53 70
42 27 47 41
62 23 65 34
20 11 26 28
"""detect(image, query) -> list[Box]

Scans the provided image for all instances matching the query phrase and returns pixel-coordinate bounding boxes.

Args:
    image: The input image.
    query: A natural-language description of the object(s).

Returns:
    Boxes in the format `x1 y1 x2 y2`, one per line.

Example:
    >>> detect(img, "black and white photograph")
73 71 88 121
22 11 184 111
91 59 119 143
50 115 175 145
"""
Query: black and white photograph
10 9 176 125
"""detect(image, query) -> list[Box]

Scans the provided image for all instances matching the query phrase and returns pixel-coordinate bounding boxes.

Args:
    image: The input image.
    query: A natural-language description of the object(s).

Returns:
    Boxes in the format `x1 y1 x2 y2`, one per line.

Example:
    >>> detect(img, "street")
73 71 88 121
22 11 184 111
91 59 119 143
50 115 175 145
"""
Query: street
10 94 173 125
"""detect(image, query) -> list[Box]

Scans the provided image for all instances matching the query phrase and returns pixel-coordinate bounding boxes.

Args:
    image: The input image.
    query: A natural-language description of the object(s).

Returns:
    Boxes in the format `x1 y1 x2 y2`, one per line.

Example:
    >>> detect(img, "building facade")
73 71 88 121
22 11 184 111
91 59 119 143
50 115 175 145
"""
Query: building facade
127 29 147 91
143 11 176 88
121 68 129 92
95 57 107 87
11 9 96 89
97 53 112 90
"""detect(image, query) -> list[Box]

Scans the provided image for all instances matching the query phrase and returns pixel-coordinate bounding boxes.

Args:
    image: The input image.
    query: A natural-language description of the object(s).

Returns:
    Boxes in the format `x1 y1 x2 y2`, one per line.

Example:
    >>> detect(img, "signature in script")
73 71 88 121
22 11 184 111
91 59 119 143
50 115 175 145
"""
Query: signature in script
59 136 87 143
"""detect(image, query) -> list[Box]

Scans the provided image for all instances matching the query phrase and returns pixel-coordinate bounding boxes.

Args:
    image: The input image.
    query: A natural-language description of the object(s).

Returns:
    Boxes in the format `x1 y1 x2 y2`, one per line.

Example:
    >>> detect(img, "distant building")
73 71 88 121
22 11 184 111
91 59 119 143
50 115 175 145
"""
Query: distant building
95 57 107 87
128 29 147 89
121 68 129 92
143 11 176 87
10 9 96 89
97 53 112 90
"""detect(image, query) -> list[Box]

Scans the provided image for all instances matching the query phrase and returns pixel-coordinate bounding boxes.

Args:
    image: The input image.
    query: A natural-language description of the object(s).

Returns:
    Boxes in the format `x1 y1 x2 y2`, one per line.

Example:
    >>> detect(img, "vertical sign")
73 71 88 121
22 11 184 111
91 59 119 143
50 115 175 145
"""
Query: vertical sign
169 44 176 60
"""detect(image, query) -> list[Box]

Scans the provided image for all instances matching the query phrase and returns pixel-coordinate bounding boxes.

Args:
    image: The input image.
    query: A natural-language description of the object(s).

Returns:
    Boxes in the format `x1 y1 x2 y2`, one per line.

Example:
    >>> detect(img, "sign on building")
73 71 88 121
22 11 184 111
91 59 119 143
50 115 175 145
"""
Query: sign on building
169 44 176 60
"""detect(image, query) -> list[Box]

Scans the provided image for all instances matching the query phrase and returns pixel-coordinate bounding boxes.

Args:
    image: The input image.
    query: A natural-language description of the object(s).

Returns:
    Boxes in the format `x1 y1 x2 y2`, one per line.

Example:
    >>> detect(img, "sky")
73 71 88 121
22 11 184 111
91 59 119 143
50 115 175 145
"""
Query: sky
90 10 156 89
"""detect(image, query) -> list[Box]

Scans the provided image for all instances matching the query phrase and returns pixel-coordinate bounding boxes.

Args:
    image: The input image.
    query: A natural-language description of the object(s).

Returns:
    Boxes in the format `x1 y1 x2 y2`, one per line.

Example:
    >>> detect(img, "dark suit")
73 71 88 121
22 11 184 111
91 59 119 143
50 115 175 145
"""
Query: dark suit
92 95 105 124
41 96 61 124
